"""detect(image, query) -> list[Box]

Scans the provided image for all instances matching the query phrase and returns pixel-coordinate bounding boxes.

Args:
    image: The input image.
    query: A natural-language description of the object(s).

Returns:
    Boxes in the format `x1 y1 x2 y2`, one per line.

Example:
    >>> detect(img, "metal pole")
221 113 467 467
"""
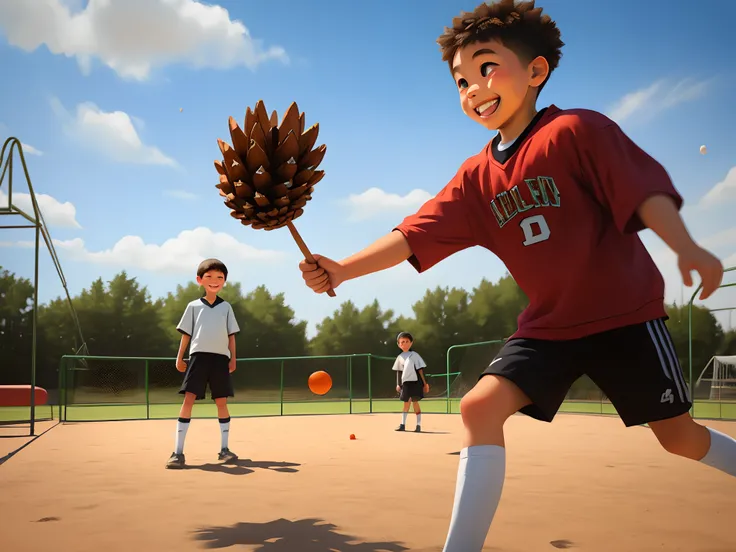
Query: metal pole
367 354 372 414
348 356 353 415
688 291 696 417
57 357 63 422
279 361 284 416
145 360 150 420
446 346 453 414
29 220 39 436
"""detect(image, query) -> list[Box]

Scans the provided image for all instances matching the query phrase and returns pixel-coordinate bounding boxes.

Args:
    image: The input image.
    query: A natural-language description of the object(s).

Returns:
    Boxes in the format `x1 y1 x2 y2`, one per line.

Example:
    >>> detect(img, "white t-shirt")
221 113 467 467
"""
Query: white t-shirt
391 351 427 383
177 297 240 358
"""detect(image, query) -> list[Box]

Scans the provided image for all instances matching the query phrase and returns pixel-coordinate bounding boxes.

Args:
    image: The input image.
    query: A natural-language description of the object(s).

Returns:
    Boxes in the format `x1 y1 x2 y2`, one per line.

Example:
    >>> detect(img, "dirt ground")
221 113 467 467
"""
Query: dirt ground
0 412 734 552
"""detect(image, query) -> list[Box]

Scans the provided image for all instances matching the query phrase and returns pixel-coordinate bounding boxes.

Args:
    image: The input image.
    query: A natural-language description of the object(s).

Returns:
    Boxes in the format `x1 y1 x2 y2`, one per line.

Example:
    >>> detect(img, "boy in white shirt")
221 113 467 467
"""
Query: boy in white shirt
392 332 430 432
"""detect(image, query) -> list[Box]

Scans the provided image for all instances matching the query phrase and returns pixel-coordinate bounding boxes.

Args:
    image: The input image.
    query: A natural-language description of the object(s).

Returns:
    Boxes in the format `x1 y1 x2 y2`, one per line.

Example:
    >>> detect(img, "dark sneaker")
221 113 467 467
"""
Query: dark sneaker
395 424 405 432
166 452 185 469
414 425 422 433
218 448 238 463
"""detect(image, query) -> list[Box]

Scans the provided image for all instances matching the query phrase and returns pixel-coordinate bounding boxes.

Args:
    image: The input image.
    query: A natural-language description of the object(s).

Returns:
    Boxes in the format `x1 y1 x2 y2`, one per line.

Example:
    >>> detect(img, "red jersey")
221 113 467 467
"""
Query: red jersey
394 105 682 341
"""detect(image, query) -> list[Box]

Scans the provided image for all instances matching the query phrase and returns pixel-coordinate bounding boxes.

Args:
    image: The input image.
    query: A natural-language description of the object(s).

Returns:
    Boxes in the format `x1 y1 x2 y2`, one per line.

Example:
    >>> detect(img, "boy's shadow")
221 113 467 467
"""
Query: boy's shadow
192 517 409 551
186 459 301 476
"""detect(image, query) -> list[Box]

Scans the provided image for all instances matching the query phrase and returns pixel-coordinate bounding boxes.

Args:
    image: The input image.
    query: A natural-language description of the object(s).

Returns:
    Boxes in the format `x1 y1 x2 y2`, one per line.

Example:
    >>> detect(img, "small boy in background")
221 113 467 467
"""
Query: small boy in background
392 332 430 432
166 258 240 469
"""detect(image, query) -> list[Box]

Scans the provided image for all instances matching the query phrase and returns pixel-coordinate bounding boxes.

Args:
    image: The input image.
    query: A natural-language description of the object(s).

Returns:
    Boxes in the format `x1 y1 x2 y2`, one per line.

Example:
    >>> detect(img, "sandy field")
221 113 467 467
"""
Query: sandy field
0 412 734 551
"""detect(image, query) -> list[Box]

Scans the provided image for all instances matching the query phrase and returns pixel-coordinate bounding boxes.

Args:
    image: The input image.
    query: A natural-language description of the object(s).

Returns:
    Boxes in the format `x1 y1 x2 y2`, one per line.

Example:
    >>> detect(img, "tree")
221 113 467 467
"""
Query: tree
467 274 528 342
239 285 308 359
719 329 736 356
0 267 34 385
40 272 171 370
310 300 395 357
394 286 478 375
665 302 724 383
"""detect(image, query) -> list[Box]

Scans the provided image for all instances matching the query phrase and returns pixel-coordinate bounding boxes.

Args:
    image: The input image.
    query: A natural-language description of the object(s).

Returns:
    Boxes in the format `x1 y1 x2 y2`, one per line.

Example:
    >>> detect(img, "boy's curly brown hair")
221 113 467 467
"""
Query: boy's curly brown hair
437 0 564 93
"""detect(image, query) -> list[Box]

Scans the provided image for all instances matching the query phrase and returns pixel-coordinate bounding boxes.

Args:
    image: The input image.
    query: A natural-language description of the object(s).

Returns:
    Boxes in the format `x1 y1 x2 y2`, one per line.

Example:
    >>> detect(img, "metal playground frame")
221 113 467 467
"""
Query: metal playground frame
0 137 87 435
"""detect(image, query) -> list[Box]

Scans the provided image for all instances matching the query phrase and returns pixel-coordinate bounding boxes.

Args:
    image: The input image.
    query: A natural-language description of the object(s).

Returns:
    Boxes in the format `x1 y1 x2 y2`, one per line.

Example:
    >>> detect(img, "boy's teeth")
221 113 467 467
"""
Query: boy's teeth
476 99 499 113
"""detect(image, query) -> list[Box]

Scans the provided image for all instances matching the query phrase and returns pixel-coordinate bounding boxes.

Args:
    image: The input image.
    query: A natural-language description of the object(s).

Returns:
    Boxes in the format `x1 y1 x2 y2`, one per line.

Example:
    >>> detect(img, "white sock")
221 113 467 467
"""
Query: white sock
700 427 736 477
443 445 506 552
175 418 190 454
401 411 408 425
417 413 422 426
219 417 230 450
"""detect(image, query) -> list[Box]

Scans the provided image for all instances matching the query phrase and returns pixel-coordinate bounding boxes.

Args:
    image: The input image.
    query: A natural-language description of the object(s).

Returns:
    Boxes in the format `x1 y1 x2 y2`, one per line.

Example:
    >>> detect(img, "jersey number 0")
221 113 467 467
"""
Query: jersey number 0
520 214 551 246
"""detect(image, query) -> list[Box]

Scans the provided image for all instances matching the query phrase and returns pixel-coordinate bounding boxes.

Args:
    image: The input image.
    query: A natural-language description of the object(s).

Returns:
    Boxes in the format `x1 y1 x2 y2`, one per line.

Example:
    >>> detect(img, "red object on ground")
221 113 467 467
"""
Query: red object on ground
0 385 48 406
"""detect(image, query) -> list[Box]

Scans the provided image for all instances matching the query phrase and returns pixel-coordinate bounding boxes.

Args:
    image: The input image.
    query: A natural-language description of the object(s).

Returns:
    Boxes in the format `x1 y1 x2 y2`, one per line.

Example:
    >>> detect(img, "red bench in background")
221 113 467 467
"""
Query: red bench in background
0 385 48 407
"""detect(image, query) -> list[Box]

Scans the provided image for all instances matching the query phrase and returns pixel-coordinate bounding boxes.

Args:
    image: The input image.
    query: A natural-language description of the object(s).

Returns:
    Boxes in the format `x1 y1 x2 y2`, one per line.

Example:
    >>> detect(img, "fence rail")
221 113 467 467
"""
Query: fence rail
47 342 736 422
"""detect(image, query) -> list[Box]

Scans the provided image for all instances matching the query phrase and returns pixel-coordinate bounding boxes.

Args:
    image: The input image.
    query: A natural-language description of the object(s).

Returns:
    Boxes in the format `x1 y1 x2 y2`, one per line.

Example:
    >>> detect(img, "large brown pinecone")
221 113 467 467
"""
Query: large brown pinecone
214 100 326 231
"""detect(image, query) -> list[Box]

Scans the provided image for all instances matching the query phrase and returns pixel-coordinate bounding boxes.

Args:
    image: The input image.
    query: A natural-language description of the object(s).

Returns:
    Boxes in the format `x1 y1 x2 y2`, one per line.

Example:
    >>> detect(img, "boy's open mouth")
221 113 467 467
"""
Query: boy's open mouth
474 97 499 118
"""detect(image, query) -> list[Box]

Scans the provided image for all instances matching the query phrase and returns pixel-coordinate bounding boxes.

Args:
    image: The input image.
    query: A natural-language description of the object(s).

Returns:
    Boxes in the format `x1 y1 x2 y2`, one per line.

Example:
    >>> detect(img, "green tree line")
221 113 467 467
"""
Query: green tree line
1 266 734 398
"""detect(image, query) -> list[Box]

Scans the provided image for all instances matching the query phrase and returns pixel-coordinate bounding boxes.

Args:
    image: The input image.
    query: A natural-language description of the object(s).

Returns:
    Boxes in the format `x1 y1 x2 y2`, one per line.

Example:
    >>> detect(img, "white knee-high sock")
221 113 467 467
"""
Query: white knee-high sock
442 445 506 552
175 417 190 454
219 417 230 449
401 411 408 425
700 427 736 477
417 413 422 425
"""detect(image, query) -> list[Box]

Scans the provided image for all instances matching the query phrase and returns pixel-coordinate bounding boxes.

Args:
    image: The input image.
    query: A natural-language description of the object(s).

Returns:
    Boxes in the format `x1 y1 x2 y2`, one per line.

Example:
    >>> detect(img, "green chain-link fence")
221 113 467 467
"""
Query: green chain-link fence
37 322 736 423
58 352 456 422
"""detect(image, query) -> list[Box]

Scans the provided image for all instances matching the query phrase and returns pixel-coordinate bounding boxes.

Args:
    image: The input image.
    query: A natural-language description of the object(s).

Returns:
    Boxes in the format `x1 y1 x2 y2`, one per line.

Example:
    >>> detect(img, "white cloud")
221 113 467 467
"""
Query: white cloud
20 143 42 156
163 189 197 200
342 187 433 222
0 123 43 155
606 78 712 125
0 190 81 228
51 98 177 167
699 166 736 209
0 0 288 81
52 226 284 273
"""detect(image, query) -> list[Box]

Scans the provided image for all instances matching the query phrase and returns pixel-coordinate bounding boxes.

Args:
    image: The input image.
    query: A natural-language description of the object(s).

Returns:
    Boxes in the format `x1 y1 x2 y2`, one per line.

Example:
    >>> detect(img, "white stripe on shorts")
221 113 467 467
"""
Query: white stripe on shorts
656 318 691 402
646 319 685 403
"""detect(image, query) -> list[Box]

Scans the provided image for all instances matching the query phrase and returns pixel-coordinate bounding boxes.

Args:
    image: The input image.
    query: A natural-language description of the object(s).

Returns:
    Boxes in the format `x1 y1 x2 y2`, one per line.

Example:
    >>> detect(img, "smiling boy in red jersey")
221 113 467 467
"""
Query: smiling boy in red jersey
298 1 735 550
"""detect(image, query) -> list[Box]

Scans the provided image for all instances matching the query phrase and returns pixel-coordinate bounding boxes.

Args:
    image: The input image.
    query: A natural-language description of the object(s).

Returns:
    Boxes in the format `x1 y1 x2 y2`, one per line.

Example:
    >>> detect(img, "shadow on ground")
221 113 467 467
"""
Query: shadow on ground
186 458 301 475
0 422 59 466
192 517 409 551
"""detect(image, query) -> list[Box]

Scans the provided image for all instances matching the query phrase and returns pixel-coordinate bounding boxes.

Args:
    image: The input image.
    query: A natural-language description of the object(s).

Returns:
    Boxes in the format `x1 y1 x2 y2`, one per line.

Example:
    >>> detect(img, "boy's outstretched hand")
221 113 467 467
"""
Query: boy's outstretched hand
678 245 723 300
300 254 344 294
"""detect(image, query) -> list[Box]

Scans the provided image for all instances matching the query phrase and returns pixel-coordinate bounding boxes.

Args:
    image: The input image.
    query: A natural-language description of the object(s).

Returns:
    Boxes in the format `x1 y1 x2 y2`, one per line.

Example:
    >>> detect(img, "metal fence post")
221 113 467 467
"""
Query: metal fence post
348 356 353 414
280 360 284 416
367 354 372 414
145 360 150 420
445 347 452 414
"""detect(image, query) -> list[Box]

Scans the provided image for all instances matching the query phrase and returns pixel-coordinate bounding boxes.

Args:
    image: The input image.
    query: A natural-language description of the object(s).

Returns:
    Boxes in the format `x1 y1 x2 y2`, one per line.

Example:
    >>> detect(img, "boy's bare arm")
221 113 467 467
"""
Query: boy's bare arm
340 231 413 281
176 334 190 371
228 335 236 371
637 194 723 299
300 231 412 293
417 368 428 387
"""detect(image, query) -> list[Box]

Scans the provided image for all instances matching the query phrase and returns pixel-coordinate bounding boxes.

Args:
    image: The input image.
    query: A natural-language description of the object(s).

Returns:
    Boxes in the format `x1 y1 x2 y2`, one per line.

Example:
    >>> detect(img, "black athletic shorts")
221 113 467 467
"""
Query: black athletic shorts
399 380 424 402
481 317 692 427
179 352 234 401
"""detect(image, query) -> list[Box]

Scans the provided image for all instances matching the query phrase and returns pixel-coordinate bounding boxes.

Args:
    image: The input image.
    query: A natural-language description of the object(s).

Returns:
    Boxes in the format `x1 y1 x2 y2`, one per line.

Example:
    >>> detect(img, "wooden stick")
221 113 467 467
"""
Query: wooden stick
287 221 336 297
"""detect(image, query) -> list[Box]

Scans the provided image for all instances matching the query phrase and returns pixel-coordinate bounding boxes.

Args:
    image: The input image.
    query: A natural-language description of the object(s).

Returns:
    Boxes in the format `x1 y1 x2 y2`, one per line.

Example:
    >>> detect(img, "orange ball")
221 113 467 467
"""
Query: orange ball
349 434 356 440
308 370 332 395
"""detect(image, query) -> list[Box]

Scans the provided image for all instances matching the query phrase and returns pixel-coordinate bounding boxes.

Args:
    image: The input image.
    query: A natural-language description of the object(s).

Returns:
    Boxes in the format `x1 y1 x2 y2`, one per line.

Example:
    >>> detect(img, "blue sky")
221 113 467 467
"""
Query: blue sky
1 0 736 338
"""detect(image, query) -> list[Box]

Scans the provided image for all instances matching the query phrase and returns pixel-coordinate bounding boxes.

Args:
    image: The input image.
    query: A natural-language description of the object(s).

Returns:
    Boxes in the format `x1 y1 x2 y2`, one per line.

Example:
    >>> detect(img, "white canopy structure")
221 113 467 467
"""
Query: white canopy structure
696 356 736 400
